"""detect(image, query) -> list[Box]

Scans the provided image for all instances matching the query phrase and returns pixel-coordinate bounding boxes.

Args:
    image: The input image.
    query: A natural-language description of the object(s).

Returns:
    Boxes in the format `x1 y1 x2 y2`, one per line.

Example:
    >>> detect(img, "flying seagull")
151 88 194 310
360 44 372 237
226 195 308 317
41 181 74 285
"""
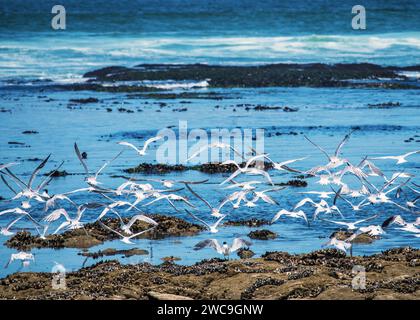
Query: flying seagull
118 135 163 156
271 209 309 226
185 209 226 233
75 142 122 187
99 221 156 244
305 130 355 172
370 150 419 165
194 238 251 259
321 215 378 230
5 252 35 268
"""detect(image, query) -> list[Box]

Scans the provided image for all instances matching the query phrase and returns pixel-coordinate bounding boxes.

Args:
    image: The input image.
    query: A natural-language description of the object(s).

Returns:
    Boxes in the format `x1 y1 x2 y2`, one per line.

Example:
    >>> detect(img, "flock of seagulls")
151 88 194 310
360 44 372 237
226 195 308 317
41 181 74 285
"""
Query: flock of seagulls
0 132 419 267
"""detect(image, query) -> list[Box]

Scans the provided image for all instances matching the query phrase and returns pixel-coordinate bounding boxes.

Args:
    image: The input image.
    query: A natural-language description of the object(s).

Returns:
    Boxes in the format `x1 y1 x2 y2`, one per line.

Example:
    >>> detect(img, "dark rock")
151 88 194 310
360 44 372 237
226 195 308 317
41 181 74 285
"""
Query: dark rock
277 179 307 187
253 105 282 111
124 163 188 174
80 248 148 259
69 97 99 104
6 215 204 249
283 106 299 112
368 102 401 108
81 63 415 89
117 107 134 113
224 219 270 227
237 249 255 259
248 229 277 240
241 277 284 299
195 161 273 174
8 141 25 145
43 170 70 177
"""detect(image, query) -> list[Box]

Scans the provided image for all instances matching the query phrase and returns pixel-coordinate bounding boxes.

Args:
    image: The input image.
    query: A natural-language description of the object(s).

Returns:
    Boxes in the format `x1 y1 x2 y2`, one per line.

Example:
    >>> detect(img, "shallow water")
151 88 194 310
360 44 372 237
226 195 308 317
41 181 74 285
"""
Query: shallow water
0 0 419 279
0 84 419 278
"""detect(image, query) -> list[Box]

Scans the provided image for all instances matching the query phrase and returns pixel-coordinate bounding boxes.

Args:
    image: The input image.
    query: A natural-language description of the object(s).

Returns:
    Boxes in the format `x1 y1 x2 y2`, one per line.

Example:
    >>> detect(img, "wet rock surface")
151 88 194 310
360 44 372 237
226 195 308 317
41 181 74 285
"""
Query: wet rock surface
79 248 149 259
237 248 255 259
368 101 402 108
123 161 273 174
0 248 417 300
69 97 99 104
79 63 420 89
43 170 70 177
248 229 277 240
161 256 182 263
276 179 307 187
224 218 271 227
196 161 273 173
6 215 204 249
123 163 188 174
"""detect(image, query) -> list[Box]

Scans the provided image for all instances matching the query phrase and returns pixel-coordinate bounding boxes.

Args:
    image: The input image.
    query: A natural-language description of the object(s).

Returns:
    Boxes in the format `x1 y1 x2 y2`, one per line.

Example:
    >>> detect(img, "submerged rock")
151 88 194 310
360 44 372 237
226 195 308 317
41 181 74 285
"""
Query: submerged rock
367 101 401 108
124 163 188 174
69 97 99 104
277 179 307 187
43 170 70 177
8 141 25 145
195 161 273 173
224 218 271 227
123 161 273 174
237 248 255 259
248 229 277 240
161 256 182 263
79 248 149 259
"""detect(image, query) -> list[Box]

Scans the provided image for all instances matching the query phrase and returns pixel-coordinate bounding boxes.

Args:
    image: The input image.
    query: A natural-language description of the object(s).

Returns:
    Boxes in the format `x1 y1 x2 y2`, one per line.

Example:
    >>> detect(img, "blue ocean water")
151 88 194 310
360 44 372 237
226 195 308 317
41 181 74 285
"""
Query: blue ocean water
0 1 419 277
0 0 419 83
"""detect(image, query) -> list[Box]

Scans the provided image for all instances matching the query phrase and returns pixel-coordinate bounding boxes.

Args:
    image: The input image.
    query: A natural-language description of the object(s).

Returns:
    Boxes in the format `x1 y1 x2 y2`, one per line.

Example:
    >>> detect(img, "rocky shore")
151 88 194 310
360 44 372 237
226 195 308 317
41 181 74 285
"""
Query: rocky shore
0 247 418 300
53 63 420 93
123 161 274 174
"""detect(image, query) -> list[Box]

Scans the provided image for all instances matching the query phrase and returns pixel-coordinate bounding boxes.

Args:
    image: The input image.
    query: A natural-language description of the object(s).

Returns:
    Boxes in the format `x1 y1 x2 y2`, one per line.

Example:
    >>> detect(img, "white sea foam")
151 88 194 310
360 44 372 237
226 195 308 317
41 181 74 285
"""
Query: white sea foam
144 80 210 90
101 79 210 90
0 32 419 82
397 71 420 79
